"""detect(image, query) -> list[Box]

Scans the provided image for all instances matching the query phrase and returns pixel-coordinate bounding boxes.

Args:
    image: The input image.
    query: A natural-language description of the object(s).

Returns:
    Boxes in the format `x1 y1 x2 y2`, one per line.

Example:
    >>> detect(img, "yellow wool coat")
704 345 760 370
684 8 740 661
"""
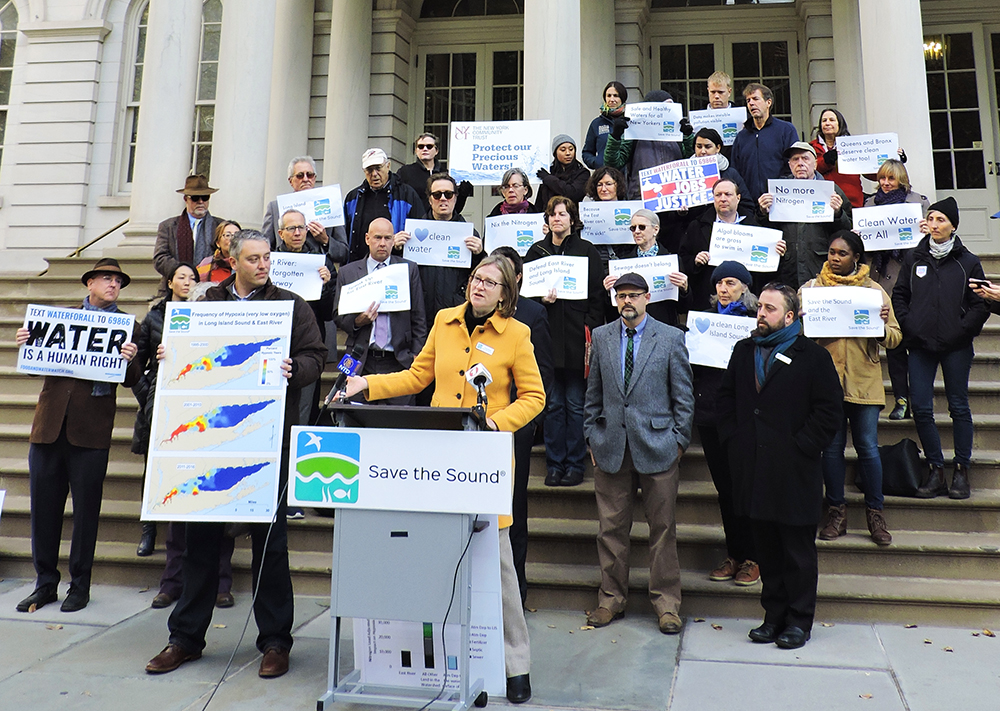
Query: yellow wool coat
800 276 902 407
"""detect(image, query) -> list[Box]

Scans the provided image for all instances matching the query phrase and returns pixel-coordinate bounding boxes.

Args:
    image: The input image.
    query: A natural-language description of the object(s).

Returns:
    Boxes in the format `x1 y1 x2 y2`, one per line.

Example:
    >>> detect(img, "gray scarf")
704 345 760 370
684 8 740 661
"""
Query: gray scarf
928 235 956 260
82 296 119 397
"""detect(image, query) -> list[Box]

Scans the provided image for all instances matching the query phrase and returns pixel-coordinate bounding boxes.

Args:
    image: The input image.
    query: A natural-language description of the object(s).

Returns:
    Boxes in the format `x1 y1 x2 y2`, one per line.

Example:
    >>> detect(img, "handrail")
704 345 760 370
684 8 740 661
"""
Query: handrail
68 218 130 258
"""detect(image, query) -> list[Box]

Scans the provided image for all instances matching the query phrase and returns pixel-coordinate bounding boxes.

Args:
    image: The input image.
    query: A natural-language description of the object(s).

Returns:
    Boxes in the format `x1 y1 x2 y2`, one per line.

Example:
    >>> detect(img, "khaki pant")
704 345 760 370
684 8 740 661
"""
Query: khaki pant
499 527 531 676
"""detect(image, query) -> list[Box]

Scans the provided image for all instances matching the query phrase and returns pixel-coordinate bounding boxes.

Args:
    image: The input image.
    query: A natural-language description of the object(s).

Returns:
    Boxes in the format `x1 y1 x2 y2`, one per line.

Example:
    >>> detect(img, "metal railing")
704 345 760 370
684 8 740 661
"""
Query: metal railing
67 218 130 258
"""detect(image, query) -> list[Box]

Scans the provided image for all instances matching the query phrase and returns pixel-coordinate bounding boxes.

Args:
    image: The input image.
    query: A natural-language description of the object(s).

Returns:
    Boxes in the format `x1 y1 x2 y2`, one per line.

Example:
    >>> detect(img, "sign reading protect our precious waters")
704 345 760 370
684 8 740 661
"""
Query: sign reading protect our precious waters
275 183 345 228
685 312 757 369
801 286 885 339
688 106 748 146
141 302 293 523
766 178 836 223
17 304 135 382
835 132 899 174
853 203 924 251
484 213 546 257
580 200 646 245
448 120 550 186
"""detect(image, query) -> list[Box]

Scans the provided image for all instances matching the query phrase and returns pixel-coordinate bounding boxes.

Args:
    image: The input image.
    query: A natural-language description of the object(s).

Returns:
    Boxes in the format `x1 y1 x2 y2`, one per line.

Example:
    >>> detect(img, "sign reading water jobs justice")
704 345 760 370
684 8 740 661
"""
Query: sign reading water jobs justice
640 156 720 212
17 304 135 382
801 286 885 339
403 218 473 268
269 252 325 301
485 213 545 257
853 203 923 251
766 179 836 223
288 427 513 516
709 222 782 272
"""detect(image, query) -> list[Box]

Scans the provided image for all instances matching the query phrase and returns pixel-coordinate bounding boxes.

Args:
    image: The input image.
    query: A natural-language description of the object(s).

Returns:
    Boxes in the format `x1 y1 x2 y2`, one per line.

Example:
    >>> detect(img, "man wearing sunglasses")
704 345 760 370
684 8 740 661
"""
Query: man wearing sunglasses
153 174 227 291
397 133 473 215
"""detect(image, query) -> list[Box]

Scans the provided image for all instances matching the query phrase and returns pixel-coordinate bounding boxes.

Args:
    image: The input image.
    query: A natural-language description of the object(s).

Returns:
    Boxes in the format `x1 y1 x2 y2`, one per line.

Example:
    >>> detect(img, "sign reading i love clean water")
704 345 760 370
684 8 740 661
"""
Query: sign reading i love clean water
685 312 756 369
402 218 474 268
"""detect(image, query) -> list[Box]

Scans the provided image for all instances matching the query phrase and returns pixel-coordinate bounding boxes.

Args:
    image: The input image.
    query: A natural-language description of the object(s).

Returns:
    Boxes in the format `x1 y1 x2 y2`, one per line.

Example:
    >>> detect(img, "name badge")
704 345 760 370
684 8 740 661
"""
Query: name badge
916 265 928 278
476 342 495 356
774 352 792 365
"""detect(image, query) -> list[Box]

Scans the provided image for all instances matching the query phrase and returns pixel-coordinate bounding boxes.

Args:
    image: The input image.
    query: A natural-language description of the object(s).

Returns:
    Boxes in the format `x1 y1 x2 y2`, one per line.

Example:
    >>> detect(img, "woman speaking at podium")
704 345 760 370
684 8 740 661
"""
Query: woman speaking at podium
344 254 545 705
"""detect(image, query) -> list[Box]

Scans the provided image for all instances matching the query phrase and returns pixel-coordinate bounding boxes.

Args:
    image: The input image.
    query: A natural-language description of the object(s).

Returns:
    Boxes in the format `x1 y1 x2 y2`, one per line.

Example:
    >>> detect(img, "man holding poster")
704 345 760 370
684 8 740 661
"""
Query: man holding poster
14 259 141 614
604 90 686 200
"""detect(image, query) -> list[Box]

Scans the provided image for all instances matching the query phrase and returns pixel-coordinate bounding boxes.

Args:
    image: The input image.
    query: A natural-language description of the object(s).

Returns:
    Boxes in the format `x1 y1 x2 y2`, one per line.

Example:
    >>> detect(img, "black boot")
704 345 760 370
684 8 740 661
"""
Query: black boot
949 463 971 500
915 464 948 499
137 522 156 557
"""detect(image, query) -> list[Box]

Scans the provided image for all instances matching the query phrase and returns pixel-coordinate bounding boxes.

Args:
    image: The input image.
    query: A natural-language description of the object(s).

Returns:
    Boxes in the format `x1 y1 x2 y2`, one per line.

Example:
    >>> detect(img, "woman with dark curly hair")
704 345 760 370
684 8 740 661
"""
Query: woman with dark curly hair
583 81 627 169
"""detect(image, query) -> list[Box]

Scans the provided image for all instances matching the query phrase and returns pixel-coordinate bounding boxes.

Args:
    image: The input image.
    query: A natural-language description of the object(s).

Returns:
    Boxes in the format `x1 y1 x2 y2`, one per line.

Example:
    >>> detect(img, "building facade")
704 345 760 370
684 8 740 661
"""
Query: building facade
0 0 997 274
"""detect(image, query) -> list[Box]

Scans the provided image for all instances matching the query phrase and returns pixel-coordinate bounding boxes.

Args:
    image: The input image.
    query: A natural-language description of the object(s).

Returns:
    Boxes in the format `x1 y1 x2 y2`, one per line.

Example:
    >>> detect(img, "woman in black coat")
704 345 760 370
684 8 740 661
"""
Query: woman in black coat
533 134 590 212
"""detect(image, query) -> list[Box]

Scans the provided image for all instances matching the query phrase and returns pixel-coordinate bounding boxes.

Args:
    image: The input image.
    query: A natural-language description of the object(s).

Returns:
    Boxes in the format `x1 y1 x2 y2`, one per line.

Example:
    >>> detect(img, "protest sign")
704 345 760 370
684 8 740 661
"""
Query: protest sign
640 156 720 212
623 102 684 142
853 203 923 251
709 222 783 272
403 218 474 268
608 255 679 303
484 213 545 257
835 133 898 174
802 286 885 338
448 120 550 185
521 256 588 300
275 184 345 228
269 253 325 301
17 304 135 382
337 263 412 314
580 200 645 245
685 312 756 369
766 179 835 223
688 107 748 146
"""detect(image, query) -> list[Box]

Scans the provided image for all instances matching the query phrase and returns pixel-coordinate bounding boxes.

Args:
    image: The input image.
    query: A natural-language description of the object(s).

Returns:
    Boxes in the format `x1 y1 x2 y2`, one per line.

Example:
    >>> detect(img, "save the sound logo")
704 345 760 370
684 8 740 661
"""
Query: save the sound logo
562 276 577 291
854 309 870 326
662 121 675 134
294 430 361 505
811 201 825 215
877 154 889 166
516 230 534 250
313 198 332 217
614 208 631 226
169 307 192 332
447 246 461 260
384 284 399 301
652 275 667 290
750 245 769 263
898 227 913 241
722 123 737 141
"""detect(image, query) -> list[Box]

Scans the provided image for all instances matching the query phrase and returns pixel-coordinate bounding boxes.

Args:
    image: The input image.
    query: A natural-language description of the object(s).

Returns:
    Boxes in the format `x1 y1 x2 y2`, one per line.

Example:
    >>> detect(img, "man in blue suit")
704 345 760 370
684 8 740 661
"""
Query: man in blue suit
583 273 694 634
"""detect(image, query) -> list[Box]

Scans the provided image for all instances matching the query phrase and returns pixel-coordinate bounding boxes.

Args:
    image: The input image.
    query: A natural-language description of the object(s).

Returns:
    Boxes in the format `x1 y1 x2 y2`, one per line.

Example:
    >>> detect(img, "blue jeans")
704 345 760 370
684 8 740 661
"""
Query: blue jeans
544 368 587 475
821 403 884 510
908 345 974 467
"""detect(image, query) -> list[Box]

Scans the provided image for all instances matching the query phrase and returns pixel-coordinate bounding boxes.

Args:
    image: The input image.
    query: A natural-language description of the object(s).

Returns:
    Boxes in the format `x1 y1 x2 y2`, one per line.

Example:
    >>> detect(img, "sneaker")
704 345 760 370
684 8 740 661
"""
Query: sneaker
865 508 892 546
286 508 305 520
733 560 760 586
709 557 737 581
888 397 909 420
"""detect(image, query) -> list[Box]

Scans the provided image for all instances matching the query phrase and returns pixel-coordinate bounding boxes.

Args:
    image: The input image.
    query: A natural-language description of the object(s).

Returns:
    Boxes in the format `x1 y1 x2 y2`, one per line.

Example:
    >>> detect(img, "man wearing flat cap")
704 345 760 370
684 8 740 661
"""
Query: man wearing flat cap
583 272 695 635
153 174 226 287
13 258 142 613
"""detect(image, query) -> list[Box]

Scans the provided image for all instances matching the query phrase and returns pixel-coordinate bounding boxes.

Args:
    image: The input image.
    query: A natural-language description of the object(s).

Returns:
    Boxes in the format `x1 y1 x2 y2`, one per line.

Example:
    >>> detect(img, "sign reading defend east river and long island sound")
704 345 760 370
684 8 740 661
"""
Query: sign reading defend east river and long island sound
448 120 550 186
17 304 135 382
640 155 720 212
853 203 924 251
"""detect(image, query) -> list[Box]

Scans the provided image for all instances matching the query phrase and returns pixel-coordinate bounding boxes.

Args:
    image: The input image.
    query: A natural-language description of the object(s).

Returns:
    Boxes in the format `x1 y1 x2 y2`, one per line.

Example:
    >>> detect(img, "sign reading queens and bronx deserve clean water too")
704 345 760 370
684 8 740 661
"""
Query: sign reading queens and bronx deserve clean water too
853 203 924 251
767 179 836 223
835 132 898 174
801 286 885 339
402 218 474 268
288 426 513 516
485 213 545 257
17 304 135 382
448 120 550 186
709 222 783 272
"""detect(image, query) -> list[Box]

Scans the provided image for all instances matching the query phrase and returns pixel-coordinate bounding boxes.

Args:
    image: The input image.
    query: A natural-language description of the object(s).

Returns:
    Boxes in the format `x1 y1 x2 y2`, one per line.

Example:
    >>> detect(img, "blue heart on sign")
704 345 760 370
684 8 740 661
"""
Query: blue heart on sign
694 317 710 334
414 228 429 242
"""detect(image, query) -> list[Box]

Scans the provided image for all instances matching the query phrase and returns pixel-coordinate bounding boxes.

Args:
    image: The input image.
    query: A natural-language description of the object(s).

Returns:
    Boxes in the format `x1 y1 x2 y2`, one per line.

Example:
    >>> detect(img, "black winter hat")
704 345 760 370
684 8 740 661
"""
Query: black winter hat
711 260 753 287
927 196 959 229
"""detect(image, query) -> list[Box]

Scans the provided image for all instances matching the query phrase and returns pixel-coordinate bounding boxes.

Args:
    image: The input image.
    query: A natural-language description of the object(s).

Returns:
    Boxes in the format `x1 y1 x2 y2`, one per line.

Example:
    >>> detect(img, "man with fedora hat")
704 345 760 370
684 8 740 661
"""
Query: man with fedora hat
13 258 142 613
153 174 226 287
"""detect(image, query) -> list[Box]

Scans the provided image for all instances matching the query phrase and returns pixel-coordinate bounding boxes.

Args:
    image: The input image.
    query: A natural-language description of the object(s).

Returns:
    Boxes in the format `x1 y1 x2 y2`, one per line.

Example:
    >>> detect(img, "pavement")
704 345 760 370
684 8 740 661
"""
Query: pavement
0 576 999 711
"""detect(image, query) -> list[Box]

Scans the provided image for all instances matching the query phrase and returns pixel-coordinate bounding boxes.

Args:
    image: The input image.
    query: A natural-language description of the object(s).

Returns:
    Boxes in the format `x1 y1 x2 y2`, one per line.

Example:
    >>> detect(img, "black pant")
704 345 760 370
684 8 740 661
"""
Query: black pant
887 344 908 400
699 425 755 562
28 425 109 591
510 421 536 605
751 520 818 632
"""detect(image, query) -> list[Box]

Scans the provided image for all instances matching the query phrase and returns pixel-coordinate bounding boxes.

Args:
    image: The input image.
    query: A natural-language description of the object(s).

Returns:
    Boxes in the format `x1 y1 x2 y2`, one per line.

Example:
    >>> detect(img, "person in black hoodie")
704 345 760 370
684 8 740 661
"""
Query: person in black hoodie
891 197 990 500
533 134 590 211
525 196 605 487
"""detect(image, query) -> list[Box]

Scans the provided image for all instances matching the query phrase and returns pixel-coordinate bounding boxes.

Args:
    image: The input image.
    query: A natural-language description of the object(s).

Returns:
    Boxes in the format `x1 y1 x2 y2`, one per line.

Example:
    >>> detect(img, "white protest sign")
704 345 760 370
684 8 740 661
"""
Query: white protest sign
709 222 783 272
403 218 474 268
0 489 5 531
269 253 325 301
767 179 836 223
609 255 680 303
521 256 589 300
449 120 550 186
337 262 411 314
580 200 645 245
288 427 513 515
640 155 721 212
802 286 885 338
623 102 684 142
685 312 756 369
484 213 545 257
688 107 748 146
853 203 923 251
275 184 345 228
835 132 898 174
17 304 135 382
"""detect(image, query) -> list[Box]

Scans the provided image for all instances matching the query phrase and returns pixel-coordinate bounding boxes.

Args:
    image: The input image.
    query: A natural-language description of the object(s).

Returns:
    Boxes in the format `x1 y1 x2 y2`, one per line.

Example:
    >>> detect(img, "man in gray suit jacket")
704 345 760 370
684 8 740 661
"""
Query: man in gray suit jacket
583 272 694 634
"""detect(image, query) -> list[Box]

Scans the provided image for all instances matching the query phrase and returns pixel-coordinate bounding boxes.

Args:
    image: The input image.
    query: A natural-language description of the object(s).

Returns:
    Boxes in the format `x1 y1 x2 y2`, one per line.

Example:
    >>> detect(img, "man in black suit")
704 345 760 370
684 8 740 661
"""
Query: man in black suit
334 217 427 405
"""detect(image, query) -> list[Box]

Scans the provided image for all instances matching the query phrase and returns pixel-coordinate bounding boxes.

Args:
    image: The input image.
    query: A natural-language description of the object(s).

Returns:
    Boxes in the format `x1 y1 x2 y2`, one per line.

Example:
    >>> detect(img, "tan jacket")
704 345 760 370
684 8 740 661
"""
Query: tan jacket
800 277 902 407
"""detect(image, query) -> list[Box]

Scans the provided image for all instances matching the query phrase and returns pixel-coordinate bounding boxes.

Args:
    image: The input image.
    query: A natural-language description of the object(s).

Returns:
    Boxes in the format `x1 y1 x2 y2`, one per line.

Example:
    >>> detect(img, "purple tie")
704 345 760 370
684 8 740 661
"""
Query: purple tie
373 262 388 349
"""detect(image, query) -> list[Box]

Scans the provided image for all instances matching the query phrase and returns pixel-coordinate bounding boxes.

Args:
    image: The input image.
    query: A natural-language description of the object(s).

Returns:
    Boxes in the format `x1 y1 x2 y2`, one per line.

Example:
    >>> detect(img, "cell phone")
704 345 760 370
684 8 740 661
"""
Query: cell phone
969 278 992 288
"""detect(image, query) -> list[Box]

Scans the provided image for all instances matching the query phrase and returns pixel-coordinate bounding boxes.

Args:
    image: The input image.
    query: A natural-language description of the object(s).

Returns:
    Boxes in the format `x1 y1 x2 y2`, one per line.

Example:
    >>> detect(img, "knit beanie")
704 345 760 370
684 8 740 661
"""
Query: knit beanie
644 89 673 103
712 260 753 287
551 134 576 154
927 196 959 229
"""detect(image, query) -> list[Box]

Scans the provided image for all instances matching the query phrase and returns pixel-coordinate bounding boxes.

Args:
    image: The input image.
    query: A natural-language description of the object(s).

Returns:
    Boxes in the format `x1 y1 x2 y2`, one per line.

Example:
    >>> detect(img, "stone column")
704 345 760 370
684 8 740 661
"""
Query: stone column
524 0 582 145
580 0 616 141
614 0 650 101
121 0 203 249
370 8 416 168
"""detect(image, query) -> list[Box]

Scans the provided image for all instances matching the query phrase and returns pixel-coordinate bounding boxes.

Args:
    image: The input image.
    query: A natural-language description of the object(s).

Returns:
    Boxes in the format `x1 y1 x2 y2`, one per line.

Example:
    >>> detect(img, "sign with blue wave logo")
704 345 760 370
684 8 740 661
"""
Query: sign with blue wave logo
313 198 332 218
811 201 826 215
614 208 632 226
562 276 577 291
293 430 361 505
722 123 738 142
898 227 913 241
516 230 534 249
652 275 667 290
447 246 462 260
170 307 192 332
384 284 398 301
750 245 769 263
854 309 870 326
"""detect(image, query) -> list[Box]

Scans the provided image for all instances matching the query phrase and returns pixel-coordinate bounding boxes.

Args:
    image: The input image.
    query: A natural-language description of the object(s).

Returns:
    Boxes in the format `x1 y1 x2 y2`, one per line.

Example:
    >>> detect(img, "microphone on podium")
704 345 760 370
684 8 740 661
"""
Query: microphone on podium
466 363 493 430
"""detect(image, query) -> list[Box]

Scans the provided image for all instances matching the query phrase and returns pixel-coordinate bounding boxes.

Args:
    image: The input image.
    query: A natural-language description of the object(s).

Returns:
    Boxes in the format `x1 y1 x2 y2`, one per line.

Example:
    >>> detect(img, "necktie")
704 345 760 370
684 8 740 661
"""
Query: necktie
624 327 636 391
372 262 389 349
194 219 202 252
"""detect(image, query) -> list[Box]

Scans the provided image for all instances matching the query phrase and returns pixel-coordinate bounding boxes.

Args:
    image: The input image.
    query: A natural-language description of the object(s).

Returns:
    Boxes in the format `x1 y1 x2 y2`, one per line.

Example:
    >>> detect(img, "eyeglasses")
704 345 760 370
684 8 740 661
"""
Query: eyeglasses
615 291 646 301
187 195 210 202
282 225 307 233
470 275 500 290
430 190 455 200
293 171 316 180
502 184 525 191
416 144 436 150
629 224 649 232
364 164 386 174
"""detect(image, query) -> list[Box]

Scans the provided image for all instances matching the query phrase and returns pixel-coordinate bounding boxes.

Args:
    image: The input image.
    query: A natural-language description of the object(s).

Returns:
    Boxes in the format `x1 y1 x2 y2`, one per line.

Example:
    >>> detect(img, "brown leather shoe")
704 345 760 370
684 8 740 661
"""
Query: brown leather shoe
865 508 892 546
818 504 847 540
146 644 201 674
215 592 235 608
709 557 738 581
658 612 682 634
259 647 289 678
733 560 760 586
151 593 176 609
586 607 624 627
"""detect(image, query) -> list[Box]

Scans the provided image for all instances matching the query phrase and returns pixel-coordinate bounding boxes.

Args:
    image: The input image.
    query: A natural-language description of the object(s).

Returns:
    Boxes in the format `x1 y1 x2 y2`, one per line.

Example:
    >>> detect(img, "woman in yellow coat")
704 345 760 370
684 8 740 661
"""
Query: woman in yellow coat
345 254 544 705
800 230 901 547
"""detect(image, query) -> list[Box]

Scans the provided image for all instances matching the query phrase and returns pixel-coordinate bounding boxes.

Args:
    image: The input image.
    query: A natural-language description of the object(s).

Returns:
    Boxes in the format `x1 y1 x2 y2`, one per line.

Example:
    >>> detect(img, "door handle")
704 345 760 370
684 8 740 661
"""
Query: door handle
989 161 995 175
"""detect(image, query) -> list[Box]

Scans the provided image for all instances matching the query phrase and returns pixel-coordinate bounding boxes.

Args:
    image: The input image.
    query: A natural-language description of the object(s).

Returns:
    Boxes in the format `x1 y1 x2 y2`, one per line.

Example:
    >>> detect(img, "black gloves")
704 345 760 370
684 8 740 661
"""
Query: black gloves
457 180 474 199
680 117 693 136
823 148 838 167
610 116 630 140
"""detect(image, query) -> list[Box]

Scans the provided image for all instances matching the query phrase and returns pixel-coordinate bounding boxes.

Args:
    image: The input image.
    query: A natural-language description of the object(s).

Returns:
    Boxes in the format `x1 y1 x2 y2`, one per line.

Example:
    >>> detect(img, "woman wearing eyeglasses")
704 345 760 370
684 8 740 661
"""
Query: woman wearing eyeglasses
344 255 545 705
198 220 241 283
488 167 538 217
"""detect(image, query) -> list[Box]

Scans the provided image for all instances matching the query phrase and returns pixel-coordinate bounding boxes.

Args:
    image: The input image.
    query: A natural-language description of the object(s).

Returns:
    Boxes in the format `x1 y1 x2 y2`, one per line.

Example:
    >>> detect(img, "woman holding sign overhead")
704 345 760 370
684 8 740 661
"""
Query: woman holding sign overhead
800 231 900 546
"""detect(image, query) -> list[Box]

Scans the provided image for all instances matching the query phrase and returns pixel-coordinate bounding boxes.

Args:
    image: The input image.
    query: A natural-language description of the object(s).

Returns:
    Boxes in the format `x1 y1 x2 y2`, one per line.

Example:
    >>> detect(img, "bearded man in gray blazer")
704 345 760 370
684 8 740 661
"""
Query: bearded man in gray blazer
583 272 694 635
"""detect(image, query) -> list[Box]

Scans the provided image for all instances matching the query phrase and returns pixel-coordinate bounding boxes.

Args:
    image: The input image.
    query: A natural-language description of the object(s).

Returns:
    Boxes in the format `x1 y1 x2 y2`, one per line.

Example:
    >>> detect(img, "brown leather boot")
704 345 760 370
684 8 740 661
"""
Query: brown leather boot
818 504 847 540
915 464 948 498
865 508 892 546
949 463 971 500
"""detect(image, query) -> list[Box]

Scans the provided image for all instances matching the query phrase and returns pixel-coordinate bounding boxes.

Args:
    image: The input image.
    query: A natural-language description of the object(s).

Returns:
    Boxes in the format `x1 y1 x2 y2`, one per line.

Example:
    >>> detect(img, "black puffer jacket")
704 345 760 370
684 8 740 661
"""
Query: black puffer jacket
533 159 590 212
131 299 167 455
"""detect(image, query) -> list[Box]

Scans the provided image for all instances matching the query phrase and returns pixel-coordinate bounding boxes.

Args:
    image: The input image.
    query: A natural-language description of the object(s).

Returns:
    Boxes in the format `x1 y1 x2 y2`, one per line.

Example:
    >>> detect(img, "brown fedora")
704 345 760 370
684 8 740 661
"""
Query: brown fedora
81 257 131 288
176 174 219 196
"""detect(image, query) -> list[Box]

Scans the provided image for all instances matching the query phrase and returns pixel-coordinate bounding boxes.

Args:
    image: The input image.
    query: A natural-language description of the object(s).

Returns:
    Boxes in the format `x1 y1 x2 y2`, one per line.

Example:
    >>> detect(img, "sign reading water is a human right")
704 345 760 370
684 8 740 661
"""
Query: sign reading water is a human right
853 203 924 251
835 132 898 174
484 213 545 257
521 256 589 300
709 222 783 272
608 255 679 303
17 304 135 382
623 102 684 142
580 200 645 245
688 106 748 146
801 286 885 339
275 184 345 228
448 120 550 186
766 179 836 223
685 312 756 369
402 218 474 268
640 156 720 212
288 426 513 515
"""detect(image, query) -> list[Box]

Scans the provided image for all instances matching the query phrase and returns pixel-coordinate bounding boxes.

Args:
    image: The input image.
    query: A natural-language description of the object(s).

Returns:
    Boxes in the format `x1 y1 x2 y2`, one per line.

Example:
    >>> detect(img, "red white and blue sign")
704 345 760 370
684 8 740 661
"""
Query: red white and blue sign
639 155 720 213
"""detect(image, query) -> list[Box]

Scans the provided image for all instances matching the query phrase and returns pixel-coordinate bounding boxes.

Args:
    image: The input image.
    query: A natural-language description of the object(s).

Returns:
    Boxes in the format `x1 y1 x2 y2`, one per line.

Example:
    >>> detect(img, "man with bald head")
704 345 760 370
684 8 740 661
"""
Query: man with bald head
334 217 427 404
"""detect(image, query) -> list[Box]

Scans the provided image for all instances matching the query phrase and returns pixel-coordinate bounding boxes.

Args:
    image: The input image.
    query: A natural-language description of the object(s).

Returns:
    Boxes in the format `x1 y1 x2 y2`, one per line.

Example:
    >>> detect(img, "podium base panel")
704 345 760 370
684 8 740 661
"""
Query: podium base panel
319 669 485 711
